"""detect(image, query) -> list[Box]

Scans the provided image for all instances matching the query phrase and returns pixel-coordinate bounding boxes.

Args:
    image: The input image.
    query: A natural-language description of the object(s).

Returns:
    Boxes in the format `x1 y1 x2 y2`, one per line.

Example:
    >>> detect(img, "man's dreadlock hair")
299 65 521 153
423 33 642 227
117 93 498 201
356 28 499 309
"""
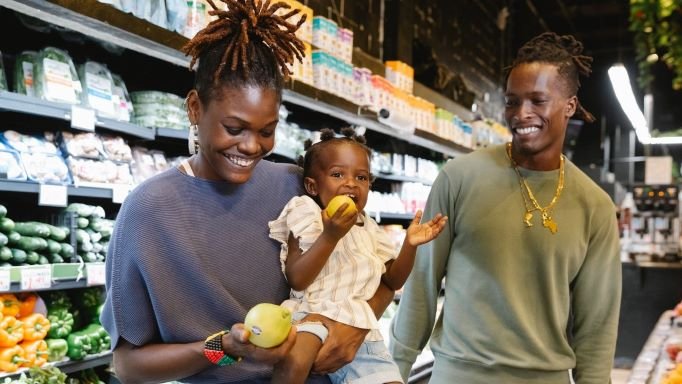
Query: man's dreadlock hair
511 32 595 123
298 127 373 181
182 0 306 104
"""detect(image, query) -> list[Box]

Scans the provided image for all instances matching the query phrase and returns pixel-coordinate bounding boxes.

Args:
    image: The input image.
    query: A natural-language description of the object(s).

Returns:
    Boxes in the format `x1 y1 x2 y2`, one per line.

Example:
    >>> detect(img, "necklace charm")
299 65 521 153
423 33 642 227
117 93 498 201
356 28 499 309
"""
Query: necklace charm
524 211 534 227
541 211 558 234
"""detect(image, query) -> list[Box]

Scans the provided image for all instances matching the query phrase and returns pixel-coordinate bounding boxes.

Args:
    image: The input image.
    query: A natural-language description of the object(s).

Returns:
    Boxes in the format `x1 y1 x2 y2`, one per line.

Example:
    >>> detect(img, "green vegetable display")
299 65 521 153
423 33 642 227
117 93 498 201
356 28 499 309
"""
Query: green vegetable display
45 338 68 362
47 307 74 339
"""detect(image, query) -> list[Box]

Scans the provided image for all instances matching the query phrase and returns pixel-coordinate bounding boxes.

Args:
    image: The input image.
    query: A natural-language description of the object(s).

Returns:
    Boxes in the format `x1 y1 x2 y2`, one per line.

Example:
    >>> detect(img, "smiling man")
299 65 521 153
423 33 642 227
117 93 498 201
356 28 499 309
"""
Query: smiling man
389 32 622 384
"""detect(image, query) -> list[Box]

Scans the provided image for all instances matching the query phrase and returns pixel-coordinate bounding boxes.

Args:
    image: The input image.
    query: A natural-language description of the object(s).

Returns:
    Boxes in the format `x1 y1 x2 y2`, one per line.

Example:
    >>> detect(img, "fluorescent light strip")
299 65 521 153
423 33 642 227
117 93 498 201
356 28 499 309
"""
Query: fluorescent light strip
608 64 651 144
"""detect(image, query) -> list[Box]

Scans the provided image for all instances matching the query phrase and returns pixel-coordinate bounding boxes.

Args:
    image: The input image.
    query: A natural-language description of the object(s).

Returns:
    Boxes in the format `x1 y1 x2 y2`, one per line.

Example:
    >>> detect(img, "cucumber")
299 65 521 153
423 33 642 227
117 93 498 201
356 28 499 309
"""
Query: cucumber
25 251 39 265
85 228 102 243
82 252 97 263
66 203 95 217
76 217 89 229
0 247 11 262
79 241 93 253
7 231 20 245
46 239 62 254
60 243 75 258
46 224 68 241
75 229 90 244
0 232 6 247
0 204 6 218
37 255 49 265
0 217 15 233
14 222 51 238
11 248 27 264
49 253 64 264
16 236 48 252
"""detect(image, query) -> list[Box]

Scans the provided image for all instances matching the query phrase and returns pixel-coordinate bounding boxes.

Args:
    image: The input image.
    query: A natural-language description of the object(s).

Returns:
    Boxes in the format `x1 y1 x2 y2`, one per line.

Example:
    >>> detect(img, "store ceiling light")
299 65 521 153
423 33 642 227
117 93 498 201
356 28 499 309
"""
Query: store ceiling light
608 64 682 145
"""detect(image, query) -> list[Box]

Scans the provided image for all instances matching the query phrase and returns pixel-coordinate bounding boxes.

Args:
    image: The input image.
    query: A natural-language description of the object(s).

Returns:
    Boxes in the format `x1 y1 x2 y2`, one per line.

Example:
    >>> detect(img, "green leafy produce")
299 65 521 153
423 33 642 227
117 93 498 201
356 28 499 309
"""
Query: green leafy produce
33 47 81 104
13 50 37 96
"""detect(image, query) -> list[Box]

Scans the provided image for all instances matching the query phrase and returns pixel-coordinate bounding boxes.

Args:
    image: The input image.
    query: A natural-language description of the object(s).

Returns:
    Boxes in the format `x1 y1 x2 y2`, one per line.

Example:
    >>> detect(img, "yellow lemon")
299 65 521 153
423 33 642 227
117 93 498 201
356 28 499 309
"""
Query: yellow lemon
325 195 357 217
244 303 292 348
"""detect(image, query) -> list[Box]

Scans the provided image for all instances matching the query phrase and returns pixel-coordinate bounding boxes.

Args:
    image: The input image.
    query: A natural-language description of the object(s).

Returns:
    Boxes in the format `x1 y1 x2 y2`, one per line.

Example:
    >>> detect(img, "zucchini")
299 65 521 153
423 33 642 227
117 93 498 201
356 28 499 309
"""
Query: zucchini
0 247 11 262
14 222 51 238
0 232 6 247
46 224 68 241
76 217 89 229
16 236 48 252
25 251 39 265
11 248 27 264
46 239 62 254
60 243 75 258
0 204 6 218
66 203 95 217
0 217 15 233
7 231 20 245
49 253 64 264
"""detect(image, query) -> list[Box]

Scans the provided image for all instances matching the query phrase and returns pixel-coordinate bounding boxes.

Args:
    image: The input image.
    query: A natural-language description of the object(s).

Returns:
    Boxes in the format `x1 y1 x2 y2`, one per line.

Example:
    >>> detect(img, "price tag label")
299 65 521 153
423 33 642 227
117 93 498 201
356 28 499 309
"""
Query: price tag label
70 105 96 131
38 184 68 207
86 263 106 286
20 265 52 291
0 269 11 292
112 184 130 204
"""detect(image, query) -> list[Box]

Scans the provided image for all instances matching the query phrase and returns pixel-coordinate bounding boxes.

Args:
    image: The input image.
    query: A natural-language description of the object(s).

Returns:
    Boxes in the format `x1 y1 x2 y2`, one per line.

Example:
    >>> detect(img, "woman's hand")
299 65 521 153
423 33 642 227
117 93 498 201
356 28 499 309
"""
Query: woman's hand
406 211 448 247
222 323 297 366
301 314 368 374
320 203 358 242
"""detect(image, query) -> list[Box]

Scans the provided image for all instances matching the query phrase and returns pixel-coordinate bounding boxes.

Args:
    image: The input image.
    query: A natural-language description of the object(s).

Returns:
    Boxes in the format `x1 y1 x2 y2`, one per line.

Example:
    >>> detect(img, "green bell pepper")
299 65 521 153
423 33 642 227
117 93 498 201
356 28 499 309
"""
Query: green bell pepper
47 307 74 339
82 324 110 352
67 332 92 360
42 290 72 310
46 338 68 362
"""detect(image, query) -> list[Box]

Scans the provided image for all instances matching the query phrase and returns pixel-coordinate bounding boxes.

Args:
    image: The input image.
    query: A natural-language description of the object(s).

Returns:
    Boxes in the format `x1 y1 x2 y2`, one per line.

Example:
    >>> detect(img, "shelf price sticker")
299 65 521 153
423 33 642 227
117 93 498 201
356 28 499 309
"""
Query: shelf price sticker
38 184 68 207
70 105 96 132
86 263 106 286
111 184 131 204
0 269 10 292
20 265 52 291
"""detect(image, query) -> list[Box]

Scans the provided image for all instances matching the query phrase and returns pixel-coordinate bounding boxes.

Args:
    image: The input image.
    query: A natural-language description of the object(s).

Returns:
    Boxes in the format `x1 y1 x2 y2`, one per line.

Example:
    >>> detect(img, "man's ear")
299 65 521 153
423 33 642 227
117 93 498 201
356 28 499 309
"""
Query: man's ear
565 95 577 118
304 177 318 196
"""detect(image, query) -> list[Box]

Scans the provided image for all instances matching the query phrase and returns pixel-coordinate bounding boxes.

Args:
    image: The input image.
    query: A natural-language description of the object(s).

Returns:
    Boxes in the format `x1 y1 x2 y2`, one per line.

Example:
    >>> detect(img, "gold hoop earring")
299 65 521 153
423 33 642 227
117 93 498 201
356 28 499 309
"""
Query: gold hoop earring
188 124 199 155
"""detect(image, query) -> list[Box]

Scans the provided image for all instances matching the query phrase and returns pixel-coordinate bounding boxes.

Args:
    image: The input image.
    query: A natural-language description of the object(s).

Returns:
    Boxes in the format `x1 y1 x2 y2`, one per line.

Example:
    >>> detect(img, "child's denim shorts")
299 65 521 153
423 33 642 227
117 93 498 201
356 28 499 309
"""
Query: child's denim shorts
328 340 404 384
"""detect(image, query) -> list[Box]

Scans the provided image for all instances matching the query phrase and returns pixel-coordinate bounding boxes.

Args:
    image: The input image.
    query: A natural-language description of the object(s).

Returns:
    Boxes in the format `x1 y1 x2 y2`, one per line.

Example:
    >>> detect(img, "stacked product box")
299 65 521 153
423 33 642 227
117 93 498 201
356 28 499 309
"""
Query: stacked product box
290 42 313 85
312 51 355 101
369 75 394 113
385 61 414 94
313 17 338 56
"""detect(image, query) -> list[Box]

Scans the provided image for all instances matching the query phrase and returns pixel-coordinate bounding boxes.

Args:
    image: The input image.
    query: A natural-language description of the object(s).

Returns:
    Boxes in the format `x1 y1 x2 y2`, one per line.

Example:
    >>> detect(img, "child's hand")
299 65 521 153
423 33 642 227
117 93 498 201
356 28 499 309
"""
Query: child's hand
321 203 358 242
405 211 448 247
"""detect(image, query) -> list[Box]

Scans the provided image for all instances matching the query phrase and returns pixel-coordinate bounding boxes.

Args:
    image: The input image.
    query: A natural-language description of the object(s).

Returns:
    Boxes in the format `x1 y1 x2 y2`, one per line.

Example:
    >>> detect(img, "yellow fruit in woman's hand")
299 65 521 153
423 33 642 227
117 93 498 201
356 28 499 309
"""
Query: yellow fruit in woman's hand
244 303 292 348
325 195 357 217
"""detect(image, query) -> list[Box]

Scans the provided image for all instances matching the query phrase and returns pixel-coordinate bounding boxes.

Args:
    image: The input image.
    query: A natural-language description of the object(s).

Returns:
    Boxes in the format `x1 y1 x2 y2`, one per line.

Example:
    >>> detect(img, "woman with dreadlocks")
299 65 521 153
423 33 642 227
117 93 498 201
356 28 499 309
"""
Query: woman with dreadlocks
390 32 621 384
268 127 447 383
101 1 393 382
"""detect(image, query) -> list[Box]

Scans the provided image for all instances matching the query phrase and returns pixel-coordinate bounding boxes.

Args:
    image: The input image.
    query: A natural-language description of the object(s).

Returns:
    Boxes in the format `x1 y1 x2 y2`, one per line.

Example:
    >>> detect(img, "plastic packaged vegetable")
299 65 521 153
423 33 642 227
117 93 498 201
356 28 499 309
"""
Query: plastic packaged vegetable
111 73 134 122
13 51 37 97
60 132 105 159
20 152 71 184
33 47 82 104
78 61 115 117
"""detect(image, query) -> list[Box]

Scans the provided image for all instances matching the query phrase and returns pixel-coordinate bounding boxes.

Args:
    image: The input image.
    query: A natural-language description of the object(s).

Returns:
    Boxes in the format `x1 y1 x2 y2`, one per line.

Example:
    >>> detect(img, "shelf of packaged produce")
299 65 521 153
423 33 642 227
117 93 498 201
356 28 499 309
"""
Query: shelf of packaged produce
0 180 118 200
0 0 471 159
0 262 105 293
0 91 155 140
0 351 113 379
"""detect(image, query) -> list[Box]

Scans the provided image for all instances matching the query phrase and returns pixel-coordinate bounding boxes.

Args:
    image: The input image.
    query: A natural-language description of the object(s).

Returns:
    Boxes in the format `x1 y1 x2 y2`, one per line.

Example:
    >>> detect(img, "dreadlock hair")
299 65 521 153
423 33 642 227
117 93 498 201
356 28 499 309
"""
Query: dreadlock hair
298 127 373 181
182 0 306 104
510 32 595 123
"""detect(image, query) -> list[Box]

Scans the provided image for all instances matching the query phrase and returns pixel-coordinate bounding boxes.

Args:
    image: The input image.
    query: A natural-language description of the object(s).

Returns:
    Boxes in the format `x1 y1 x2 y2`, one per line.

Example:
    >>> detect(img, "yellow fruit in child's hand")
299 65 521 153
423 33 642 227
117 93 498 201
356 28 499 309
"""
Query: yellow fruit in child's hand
325 195 357 217
244 303 292 348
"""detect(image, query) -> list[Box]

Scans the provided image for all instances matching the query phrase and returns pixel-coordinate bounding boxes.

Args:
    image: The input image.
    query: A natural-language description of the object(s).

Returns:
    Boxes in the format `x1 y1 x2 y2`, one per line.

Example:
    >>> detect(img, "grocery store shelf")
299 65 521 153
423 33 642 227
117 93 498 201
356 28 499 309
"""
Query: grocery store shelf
376 173 434 185
0 91 155 140
369 212 415 221
0 0 471 159
0 180 115 200
1 262 105 293
0 351 113 379
155 127 189 140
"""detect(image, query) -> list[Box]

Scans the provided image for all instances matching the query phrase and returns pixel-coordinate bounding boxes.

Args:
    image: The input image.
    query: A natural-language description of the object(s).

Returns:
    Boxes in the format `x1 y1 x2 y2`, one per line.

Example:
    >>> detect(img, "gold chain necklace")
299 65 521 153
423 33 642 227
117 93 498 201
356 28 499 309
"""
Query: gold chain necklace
506 142 564 234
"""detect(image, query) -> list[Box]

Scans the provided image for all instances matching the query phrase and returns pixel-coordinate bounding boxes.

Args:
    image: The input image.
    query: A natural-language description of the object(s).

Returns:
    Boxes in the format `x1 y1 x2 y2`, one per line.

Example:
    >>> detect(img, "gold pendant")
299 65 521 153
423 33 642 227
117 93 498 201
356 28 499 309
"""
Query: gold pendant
541 212 558 234
523 211 534 227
